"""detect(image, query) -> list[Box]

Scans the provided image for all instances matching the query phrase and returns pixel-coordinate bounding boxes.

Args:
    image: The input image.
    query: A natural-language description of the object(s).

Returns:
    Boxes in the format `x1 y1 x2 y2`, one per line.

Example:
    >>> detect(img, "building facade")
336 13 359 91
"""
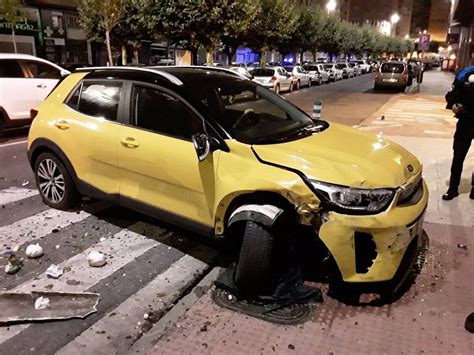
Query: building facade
449 0 473 71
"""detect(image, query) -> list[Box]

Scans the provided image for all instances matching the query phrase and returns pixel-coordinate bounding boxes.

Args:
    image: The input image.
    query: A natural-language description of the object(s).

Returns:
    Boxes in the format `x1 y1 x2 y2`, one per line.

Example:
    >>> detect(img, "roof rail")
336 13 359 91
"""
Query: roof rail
152 65 250 80
75 66 183 86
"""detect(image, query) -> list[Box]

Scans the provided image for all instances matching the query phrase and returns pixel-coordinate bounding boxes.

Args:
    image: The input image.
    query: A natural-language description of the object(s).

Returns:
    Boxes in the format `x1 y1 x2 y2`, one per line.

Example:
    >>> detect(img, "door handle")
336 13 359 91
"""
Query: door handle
120 137 140 148
54 120 70 130
36 84 47 89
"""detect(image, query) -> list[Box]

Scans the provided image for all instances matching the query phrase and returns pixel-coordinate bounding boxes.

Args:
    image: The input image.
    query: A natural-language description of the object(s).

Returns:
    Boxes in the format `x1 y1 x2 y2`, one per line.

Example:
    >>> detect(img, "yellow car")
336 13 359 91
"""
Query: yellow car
27 67 428 294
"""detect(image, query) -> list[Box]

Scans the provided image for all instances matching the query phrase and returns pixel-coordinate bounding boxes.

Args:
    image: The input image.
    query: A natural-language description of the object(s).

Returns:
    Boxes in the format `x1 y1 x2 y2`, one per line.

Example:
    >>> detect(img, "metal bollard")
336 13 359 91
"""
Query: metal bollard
313 99 322 119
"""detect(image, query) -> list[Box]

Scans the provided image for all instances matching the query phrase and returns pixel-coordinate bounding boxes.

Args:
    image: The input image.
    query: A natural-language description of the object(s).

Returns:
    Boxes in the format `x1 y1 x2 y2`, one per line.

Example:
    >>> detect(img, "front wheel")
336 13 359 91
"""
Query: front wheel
275 84 280 95
235 221 274 294
34 152 80 210
295 80 300 90
319 77 323 86
308 79 312 87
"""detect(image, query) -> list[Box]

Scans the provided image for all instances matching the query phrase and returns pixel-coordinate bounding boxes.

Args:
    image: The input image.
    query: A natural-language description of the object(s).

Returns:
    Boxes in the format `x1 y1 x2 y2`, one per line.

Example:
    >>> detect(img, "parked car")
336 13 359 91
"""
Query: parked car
61 63 93 72
354 60 372 73
348 63 362 76
283 65 312 89
302 64 328 85
28 66 428 295
249 66 294 94
323 63 343 81
374 61 409 91
336 63 354 79
0 53 69 132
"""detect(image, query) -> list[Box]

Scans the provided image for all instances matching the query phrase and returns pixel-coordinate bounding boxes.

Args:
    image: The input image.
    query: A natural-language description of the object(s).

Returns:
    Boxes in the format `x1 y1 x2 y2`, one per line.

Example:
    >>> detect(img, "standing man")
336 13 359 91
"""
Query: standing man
442 66 474 200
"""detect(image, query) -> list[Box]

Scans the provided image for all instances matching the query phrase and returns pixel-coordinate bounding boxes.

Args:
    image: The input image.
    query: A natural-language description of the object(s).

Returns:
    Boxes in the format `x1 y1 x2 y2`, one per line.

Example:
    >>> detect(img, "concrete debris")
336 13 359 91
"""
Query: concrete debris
4 247 23 275
25 243 44 259
34 296 50 310
0 291 100 324
87 251 106 267
46 264 63 279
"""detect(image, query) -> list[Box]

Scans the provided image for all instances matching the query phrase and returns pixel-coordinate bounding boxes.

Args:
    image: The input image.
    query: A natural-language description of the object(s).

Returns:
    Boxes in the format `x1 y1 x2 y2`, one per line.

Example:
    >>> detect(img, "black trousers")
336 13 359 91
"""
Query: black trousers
449 120 474 191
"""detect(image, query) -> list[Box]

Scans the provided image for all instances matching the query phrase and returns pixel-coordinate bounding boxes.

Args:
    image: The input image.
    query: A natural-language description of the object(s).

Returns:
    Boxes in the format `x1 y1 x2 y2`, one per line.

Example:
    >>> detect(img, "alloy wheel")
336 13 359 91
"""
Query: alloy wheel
37 158 65 203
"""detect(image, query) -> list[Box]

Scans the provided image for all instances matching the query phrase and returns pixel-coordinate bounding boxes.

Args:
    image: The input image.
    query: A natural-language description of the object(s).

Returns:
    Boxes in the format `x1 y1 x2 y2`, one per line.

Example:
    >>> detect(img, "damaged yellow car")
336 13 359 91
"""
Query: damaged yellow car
27 66 428 294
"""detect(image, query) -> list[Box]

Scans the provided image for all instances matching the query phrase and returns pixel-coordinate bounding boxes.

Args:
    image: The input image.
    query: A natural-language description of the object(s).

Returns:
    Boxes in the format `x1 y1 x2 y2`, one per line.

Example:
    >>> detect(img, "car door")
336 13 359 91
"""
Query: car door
59 80 122 195
0 59 36 120
278 68 291 90
20 59 63 102
117 83 217 229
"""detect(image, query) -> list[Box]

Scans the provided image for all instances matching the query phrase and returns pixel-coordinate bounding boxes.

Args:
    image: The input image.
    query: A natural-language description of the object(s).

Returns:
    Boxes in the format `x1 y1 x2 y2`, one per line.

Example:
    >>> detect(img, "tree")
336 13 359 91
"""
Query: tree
247 0 298 66
78 0 128 66
0 0 24 53
318 14 342 59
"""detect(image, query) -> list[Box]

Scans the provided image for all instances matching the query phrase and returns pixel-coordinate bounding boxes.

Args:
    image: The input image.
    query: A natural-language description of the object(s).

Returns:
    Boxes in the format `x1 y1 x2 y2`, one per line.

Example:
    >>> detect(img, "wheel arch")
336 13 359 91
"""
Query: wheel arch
28 138 78 182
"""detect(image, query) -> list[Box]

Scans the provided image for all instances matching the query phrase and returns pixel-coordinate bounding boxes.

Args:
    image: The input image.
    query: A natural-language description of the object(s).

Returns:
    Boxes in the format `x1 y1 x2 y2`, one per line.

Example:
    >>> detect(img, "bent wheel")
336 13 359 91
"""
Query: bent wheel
34 152 80 210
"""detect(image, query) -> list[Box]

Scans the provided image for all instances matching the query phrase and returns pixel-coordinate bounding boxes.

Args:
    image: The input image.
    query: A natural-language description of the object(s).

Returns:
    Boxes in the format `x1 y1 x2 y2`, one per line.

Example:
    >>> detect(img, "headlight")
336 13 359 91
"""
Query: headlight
310 180 395 214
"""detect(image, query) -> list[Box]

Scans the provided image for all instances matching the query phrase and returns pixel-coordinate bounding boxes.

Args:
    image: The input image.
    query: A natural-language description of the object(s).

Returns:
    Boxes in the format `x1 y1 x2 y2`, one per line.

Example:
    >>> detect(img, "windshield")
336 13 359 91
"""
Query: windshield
324 64 333 70
186 80 326 144
249 68 274 77
303 65 318 71
336 64 346 69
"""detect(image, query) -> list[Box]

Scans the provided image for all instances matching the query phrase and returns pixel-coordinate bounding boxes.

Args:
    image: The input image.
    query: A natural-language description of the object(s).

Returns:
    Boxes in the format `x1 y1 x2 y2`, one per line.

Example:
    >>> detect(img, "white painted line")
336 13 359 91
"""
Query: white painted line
0 221 167 344
0 187 39 205
0 203 105 247
0 140 28 148
58 245 217 355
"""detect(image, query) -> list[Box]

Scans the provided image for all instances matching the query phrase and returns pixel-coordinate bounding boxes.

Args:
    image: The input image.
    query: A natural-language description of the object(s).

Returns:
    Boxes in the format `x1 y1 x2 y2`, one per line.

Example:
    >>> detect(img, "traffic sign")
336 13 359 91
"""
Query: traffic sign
419 33 430 51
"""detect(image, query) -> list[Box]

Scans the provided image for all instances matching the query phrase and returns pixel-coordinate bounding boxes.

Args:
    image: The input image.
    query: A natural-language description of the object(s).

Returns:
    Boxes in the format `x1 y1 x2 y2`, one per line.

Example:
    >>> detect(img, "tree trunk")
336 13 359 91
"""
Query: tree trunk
260 49 267 67
206 49 214 65
312 50 317 62
229 48 237 65
121 45 127 65
11 24 17 53
105 29 113 66
299 51 304 63
133 46 139 64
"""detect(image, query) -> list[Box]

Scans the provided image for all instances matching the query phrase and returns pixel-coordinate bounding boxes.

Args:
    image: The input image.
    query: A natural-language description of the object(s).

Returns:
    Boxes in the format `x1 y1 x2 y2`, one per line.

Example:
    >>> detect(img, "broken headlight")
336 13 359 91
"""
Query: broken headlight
310 180 395 214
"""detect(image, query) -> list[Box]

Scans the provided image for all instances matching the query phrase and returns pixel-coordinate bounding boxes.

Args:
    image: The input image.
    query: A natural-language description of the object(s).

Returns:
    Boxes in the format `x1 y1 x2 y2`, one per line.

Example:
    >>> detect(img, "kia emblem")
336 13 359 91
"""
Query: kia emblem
407 164 414 172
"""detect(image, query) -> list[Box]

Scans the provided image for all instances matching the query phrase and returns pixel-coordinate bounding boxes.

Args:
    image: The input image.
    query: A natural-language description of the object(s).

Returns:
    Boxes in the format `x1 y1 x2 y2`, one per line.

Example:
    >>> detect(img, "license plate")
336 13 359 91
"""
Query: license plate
383 78 397 82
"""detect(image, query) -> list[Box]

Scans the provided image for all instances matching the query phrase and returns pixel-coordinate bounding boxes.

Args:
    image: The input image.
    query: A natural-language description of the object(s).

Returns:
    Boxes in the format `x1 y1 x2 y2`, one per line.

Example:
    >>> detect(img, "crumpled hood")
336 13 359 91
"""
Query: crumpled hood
252 123 421 188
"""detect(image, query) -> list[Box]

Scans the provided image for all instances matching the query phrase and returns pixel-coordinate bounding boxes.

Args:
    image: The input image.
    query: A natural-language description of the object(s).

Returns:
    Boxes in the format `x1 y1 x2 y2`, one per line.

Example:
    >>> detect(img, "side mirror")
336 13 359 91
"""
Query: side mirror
60 69 70 77
192 133 210 162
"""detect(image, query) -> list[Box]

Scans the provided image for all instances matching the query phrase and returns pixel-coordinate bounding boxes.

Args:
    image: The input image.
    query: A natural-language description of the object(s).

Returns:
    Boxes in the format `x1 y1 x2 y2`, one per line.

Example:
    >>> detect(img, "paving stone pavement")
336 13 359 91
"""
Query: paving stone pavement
143 70 474 355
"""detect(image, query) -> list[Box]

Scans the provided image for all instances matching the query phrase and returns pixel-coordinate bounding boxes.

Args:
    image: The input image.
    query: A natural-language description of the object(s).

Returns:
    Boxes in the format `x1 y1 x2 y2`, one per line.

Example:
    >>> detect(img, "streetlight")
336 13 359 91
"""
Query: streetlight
390 13 400 36
326 0 337 14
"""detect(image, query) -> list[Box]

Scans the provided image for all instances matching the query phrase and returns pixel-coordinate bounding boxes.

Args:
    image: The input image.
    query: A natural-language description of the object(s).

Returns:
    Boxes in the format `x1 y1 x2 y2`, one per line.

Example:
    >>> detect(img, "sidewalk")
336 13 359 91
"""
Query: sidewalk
133 70 474 355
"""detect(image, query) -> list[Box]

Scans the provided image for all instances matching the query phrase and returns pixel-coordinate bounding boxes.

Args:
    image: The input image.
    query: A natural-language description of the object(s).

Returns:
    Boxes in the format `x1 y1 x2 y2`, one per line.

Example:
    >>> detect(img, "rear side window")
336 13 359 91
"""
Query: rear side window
76 82 122 121
381 63 405 74
132 86 201 140
23 60 61 79
0 59 24 78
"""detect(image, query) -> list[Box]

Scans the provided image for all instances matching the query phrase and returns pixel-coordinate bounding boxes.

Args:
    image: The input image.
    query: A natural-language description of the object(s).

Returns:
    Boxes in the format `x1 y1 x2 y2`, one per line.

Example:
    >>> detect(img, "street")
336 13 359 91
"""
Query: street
1 70 473 354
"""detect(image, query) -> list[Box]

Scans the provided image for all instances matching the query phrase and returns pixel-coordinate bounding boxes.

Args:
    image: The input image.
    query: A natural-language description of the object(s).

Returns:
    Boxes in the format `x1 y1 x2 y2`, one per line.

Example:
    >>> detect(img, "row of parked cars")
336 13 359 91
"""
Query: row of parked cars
239 60 374 94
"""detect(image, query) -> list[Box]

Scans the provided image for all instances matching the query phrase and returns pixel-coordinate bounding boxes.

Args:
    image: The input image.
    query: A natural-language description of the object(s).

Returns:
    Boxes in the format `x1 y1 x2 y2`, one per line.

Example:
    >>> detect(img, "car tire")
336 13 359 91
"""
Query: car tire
289 82 294 92
275 84 280 95
319 77 322 86
295 80 300 90
308 79 311 88
234 220 274 294
374 84 380 91
34 152 80 210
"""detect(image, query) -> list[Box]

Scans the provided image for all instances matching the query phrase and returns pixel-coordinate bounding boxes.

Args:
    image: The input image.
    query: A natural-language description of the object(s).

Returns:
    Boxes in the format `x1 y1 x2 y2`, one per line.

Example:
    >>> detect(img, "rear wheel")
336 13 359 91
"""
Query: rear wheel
34 152 80 210
319 77 323 86
289 82 294 92
275 84 280 95
235 221 274 294
307 78 312 87
295 80 300 90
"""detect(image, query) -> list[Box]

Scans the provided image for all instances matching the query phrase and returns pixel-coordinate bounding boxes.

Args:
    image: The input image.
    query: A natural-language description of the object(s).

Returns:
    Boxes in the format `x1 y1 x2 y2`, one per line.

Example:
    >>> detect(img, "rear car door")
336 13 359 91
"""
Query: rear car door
20 59 63 102
0 59 35 120
116 82 217 230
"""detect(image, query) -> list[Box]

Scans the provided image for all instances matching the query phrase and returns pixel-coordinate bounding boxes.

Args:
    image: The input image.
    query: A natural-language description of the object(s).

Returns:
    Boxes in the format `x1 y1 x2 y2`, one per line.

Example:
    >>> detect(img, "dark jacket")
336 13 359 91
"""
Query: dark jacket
446 75 474 122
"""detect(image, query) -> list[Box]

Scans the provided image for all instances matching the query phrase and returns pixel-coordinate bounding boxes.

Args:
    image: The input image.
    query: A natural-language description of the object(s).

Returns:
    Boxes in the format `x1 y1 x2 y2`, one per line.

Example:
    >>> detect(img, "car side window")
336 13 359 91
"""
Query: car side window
77 82 122 121
23 60 61 79
0 59 24 78
132 86 201 140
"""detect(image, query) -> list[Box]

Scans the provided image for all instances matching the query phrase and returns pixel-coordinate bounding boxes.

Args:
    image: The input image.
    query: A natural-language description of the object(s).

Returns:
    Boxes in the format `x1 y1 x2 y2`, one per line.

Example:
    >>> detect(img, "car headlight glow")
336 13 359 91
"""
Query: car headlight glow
310 180 395 214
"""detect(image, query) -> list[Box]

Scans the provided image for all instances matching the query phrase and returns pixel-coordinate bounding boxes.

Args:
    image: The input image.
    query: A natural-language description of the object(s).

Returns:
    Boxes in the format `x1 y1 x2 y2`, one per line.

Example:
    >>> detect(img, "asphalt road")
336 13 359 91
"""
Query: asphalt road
0 72 398 353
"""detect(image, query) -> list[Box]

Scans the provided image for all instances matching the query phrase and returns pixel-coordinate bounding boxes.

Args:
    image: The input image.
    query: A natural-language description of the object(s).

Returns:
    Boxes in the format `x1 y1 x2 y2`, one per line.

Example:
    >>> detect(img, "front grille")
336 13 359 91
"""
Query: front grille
354 232 377 274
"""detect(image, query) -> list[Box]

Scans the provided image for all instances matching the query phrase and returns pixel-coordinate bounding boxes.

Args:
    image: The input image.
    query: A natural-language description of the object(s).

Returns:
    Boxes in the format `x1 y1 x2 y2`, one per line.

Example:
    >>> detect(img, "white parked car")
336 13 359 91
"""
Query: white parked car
336 63 355 79
303 64 330 84
349 63 363 76
0 54 69 131
323 63 343 81
249 66 294 94
354 60 372 73
283 65 311 89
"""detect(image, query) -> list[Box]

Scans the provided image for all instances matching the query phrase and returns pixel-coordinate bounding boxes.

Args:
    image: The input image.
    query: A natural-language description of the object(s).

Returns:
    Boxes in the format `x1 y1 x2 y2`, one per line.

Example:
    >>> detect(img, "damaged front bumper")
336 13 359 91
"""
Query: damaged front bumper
317 179 428 283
